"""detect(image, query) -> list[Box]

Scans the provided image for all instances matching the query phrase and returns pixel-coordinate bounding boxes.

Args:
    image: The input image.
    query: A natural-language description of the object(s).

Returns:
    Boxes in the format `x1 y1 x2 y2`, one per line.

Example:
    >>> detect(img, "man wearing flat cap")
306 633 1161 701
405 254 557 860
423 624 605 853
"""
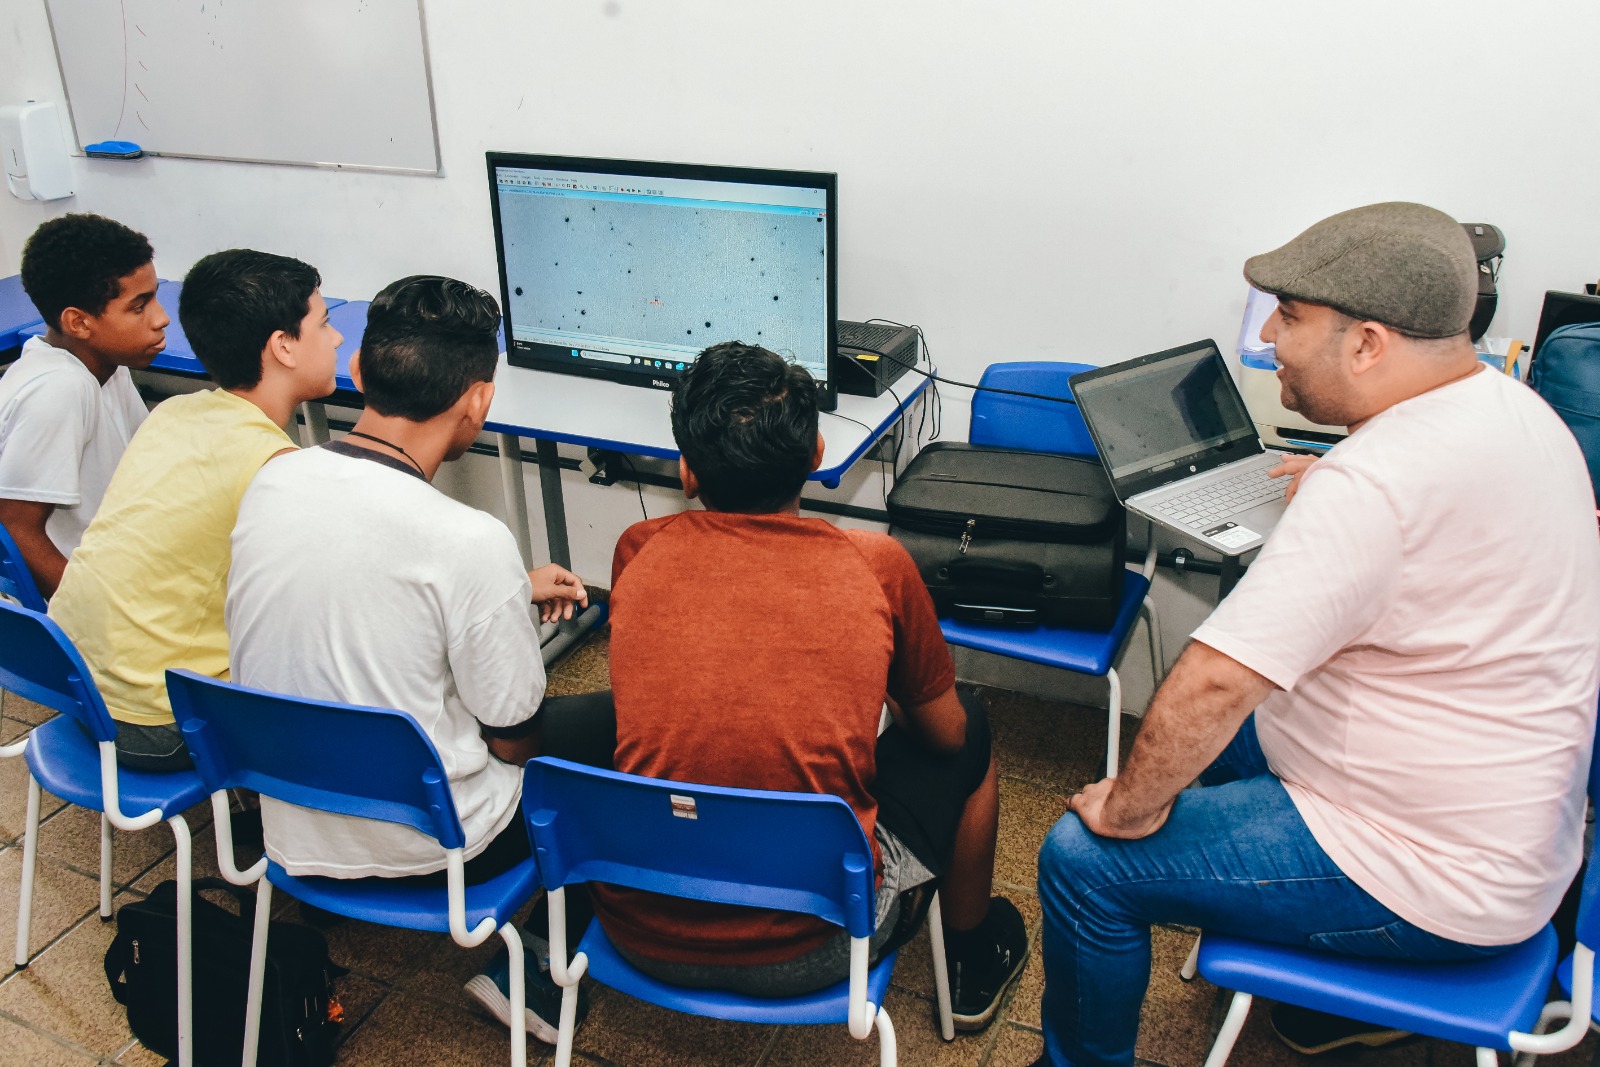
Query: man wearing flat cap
1031 203 1600 1065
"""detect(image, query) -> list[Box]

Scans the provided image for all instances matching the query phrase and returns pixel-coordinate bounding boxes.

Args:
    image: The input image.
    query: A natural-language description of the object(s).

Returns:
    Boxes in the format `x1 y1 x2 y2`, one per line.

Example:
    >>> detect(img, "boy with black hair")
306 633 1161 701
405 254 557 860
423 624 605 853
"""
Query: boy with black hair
50 248 341 769
0 214 166 596
595 341 1028 1028
225 275 593 1042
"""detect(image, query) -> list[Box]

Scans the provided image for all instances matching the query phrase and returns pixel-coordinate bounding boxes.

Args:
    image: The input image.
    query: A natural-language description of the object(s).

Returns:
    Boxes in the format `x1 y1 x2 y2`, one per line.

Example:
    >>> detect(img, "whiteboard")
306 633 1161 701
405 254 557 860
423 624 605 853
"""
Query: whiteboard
44 0 440 174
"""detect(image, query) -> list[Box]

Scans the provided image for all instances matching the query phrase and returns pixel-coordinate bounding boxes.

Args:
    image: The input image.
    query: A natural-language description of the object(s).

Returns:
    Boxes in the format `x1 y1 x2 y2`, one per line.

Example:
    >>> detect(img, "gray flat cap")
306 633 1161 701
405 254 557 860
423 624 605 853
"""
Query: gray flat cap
1244 202 1478 338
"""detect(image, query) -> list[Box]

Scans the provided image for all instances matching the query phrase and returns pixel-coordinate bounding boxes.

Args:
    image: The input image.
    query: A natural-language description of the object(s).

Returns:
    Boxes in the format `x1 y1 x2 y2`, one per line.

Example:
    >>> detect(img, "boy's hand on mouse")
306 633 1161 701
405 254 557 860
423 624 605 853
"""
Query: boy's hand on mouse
1267 453 1317 503
528 564 589 624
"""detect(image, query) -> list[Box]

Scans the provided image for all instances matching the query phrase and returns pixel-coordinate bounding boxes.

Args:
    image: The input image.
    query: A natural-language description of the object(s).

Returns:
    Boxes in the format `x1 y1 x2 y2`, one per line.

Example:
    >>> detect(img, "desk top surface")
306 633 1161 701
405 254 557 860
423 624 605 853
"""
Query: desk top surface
485 356 927 482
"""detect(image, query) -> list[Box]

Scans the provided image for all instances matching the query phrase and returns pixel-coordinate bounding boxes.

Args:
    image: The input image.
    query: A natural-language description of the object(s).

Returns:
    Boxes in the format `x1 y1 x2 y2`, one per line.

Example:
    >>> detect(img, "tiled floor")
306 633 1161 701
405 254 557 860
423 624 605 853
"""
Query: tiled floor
0 633 1594 1066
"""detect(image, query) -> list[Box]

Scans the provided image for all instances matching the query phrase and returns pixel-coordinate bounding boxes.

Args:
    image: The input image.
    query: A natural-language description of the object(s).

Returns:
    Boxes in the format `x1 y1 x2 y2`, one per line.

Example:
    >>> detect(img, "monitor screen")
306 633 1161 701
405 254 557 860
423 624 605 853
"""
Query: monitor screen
486 153 837 407
1072 342 1257 483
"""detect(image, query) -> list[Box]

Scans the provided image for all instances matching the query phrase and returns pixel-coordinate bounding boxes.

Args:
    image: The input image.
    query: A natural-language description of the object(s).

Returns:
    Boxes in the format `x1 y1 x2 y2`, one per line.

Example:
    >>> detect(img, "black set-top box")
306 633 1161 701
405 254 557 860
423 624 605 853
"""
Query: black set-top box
835 320 919 398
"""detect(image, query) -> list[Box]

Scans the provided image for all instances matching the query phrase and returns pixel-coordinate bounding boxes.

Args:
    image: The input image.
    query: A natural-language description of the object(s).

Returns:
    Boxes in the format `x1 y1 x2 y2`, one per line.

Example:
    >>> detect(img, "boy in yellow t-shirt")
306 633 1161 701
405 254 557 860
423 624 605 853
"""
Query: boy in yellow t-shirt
50 249 343 769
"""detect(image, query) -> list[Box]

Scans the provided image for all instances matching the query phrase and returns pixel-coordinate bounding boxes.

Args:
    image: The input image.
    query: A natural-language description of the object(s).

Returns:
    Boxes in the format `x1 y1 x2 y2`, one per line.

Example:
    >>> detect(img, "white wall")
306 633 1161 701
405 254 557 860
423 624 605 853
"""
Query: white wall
5 0 1600 704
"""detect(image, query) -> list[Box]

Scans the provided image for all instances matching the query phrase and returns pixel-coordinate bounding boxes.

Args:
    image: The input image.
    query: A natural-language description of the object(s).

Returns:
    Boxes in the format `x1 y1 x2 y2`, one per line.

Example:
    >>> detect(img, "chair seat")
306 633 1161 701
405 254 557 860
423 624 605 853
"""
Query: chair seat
267 858 539 934
940 571 1150 676
577 920 897 1025
1198 926 1559 1051
24 715 207 816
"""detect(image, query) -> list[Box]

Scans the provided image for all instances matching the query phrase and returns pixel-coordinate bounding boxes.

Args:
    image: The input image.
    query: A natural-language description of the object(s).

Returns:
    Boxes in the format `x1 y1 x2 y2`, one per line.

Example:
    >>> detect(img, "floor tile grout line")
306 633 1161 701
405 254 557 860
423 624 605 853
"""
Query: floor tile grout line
0 1002 108 1063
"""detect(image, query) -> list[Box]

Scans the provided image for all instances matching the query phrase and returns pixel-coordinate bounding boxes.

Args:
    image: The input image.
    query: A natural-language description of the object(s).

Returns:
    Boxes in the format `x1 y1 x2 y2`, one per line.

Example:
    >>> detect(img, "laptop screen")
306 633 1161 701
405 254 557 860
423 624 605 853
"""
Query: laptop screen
1070 340 1260 494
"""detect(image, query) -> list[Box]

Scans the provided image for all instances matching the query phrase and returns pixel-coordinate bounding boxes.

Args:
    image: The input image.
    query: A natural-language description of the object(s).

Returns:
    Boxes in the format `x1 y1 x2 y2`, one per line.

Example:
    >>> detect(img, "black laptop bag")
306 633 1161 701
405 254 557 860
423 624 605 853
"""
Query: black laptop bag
887 442 1126 629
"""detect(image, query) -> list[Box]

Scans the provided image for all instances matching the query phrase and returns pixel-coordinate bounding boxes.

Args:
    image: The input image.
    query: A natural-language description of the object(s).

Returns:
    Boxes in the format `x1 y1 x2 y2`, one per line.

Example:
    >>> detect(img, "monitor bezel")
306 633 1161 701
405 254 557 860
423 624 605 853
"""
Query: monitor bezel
485 151 838 411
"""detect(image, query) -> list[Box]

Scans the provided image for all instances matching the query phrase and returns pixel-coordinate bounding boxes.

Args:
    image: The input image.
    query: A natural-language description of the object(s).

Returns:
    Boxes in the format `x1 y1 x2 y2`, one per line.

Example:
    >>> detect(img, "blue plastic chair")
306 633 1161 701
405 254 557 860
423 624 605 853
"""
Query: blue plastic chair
166 668 541 1067
522 756 955 1067
1188 725 1600 1067
0 601 207 1066
945 361 1164 777
0 520 47 612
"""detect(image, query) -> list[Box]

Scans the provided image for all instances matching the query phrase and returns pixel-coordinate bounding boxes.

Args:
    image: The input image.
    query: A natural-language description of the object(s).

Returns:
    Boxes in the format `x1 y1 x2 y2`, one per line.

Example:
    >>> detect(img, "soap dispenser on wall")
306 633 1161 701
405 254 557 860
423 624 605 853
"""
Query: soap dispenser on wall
0 101 74 201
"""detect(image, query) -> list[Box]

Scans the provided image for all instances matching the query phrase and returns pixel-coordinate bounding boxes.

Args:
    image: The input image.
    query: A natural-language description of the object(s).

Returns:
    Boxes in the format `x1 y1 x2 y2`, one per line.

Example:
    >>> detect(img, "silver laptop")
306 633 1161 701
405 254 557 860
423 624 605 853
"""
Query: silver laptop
1069 339 1289 557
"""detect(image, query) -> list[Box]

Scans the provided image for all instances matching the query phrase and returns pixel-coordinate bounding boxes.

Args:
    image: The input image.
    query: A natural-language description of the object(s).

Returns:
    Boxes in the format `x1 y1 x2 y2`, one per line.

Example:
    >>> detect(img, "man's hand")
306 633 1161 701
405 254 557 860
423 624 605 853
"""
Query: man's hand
1070 778 1173 839
1267 453 1317 503
528 563 589 624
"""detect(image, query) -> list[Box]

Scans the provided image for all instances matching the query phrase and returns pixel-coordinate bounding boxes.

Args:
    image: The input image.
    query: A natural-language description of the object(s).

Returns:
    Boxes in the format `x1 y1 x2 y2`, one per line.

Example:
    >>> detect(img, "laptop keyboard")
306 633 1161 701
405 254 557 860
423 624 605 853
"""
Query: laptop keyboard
1148 464 1286 530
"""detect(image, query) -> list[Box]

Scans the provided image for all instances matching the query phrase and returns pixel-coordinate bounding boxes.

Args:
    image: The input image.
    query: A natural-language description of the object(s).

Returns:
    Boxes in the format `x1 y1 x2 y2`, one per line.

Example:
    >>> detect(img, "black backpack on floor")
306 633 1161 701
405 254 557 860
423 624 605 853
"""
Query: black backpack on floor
104 878 345 1067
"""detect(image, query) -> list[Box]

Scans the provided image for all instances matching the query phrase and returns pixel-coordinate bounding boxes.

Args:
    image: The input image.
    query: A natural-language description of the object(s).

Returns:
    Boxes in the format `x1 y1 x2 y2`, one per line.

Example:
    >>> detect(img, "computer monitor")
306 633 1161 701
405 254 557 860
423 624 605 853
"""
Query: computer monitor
486 152 838 409
1532 290 1600 368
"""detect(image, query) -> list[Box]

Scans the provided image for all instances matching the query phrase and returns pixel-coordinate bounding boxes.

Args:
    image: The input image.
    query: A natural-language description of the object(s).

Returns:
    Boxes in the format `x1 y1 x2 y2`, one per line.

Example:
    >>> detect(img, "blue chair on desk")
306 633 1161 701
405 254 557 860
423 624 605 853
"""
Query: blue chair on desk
523 756 956 1067
166 668 542 1067
0 601 208 1067
1186 727 1600 1067
940 361 1163 778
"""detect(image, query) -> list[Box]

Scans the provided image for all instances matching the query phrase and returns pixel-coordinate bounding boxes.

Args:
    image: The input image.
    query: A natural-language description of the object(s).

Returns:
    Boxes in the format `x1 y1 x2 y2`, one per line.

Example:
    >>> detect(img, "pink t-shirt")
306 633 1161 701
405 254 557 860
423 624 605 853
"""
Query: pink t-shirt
1194 367 1600 945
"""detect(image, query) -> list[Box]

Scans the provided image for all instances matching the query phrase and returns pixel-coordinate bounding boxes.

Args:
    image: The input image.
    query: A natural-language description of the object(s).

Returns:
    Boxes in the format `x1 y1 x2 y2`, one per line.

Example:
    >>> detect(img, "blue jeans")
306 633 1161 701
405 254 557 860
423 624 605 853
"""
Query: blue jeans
1035 717 1505 1066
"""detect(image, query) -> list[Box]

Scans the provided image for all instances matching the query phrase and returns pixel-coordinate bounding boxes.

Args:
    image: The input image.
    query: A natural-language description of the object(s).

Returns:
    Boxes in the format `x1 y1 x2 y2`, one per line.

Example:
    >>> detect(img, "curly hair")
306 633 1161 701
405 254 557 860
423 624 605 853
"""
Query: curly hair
670 341 819 513
20 214 154 329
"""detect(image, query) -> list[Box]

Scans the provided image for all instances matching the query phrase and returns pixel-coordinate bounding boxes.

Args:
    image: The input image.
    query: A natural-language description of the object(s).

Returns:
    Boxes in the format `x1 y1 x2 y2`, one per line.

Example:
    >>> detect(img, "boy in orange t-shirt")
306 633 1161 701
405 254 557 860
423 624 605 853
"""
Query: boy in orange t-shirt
569 341 1028 1030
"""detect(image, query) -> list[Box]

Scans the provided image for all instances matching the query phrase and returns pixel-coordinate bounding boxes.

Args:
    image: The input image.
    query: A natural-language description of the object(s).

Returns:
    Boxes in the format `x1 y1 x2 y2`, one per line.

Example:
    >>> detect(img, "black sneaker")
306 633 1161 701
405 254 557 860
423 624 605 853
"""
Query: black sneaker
464 931 587 1045
1270 1003 1412 1055
945 897 1029 1032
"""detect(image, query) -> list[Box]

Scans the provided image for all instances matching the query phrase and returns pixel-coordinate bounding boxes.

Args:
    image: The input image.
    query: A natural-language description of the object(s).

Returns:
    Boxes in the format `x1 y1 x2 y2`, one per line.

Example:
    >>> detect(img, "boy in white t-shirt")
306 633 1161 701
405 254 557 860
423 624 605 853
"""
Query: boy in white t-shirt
0 214 167 596
227 275 595 1044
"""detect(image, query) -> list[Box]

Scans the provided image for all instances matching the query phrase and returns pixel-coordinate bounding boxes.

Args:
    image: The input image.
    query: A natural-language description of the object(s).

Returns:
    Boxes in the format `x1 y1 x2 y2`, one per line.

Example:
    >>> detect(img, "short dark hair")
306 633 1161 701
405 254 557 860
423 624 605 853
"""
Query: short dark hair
179 249 320 390
20 214 154 329
357 276 502 420
670 342 819 513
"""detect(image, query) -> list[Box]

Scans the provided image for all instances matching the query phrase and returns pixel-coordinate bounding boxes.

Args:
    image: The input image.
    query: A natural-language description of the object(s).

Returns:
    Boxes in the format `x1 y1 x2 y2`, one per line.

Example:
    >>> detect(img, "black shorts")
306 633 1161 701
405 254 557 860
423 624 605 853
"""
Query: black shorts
870 686 992 878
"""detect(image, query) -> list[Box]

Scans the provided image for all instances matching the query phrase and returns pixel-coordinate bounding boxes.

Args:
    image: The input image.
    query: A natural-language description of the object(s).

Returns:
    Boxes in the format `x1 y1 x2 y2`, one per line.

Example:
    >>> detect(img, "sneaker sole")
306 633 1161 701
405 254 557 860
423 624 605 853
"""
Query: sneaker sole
463 974 561 1045
949 941 1030 1032
1272 1025 1412 1056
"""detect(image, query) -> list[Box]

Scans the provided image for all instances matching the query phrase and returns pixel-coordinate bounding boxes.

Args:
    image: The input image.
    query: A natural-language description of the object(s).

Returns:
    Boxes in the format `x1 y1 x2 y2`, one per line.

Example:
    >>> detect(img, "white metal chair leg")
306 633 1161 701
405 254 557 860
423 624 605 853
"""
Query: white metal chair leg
170 815 193 1067
241 878 273 1067
1180 935 1200 981
1476 1048 1499 1067
499 922 528 1067
554 979 582 1067
927 892 955 1040
875 1005 897 1067
14 775 41 966
99 813 114 920
1202 991 1252 1067
1105 668 1123 778
1141 596 1165 683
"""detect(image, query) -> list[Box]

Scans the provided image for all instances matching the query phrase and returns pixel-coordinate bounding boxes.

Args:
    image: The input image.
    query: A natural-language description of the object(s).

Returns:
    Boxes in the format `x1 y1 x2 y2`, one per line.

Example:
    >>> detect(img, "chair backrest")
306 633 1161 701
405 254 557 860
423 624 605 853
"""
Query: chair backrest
0 599 117 740
165 668 467 849
968 361 1098 457
523 757 878 938
0 521 47 612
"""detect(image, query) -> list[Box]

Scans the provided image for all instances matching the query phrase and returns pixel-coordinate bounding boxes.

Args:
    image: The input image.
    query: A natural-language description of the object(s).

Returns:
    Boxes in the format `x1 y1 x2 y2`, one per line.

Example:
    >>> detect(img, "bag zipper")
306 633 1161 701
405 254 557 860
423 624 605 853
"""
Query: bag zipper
958 518 975 554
